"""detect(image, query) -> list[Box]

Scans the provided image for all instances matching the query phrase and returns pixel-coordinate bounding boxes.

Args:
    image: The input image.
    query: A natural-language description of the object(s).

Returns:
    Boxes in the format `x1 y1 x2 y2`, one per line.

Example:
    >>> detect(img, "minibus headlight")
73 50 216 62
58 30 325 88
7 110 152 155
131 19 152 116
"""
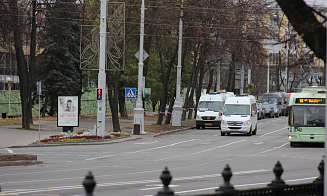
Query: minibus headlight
288 135 297 139
243 120 250 125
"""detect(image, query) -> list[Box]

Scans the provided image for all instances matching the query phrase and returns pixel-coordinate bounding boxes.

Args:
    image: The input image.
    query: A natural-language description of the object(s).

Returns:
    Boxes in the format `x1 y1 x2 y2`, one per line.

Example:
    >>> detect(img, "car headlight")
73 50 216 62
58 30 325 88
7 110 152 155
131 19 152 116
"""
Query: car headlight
221 120 227 125
288 135 297 139
196 115 201 120
243 120 250 125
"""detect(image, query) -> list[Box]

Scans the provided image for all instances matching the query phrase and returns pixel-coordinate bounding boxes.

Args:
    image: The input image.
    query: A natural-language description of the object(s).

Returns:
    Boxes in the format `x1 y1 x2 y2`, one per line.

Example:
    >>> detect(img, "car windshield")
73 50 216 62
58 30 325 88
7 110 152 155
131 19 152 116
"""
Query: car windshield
262 104 270 108
224 104 250 115
198 101 222 111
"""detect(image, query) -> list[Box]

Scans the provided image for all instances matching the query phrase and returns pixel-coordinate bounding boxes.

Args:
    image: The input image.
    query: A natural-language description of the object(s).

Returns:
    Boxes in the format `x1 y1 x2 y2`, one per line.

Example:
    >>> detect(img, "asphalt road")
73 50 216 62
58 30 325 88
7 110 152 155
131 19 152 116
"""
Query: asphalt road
0 116 324 196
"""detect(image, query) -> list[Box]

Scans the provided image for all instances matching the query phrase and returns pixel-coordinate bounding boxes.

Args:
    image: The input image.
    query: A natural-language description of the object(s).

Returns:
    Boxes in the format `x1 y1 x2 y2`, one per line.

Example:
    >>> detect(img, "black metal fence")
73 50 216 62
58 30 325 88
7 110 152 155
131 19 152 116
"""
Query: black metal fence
0 160 323 196
82 160 324 196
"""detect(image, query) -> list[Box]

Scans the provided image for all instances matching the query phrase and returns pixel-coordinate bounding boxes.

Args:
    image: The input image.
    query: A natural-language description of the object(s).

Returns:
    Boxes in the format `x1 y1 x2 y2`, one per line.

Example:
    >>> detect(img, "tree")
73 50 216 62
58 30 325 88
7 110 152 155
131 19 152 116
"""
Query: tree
0 0 36 129
37 0 82 116
275 0 326 62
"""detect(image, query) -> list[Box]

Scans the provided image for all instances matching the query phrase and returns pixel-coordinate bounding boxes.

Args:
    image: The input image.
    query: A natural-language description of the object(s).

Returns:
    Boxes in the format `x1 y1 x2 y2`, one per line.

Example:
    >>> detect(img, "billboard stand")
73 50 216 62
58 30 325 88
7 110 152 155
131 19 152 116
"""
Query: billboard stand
57 96 80 132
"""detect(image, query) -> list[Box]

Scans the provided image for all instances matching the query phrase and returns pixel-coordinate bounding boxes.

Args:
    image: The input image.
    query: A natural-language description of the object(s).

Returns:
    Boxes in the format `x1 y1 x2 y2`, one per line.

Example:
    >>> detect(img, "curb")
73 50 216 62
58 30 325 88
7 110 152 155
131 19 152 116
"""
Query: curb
8 136 143 148
0 160 43 167
153 126 195 137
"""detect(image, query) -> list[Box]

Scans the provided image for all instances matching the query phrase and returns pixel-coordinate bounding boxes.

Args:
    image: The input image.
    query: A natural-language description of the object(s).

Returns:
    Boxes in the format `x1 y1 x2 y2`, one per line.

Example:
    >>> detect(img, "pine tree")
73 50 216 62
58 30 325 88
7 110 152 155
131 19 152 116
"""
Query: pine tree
38 0 82 115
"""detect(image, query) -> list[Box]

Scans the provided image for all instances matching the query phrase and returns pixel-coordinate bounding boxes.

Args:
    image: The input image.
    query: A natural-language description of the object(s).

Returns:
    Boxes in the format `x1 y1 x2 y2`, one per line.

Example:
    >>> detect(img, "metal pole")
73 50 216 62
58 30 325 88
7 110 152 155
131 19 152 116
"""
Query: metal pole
172 0 183 126
240 63 244 94
38 91 40 142
324 10 327 196
133 0 146 134
8 82 11 116
216 61 221 92
267 54 270 93
97 0 107 137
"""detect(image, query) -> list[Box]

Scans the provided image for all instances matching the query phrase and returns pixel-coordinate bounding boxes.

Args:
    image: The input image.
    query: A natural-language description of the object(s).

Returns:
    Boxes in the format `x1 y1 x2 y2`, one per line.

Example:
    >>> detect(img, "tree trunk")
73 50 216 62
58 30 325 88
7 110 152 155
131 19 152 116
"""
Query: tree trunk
12 0 32 129
107 70 121 132
165 89 176 124
182 42 200 121
206 68 214 93
156 37 178 125
119 90 128 118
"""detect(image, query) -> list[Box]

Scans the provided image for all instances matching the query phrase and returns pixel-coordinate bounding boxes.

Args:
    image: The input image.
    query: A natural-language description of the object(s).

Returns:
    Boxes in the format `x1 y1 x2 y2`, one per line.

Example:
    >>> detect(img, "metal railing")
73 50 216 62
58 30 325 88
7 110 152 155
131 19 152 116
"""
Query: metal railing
80 160 324 196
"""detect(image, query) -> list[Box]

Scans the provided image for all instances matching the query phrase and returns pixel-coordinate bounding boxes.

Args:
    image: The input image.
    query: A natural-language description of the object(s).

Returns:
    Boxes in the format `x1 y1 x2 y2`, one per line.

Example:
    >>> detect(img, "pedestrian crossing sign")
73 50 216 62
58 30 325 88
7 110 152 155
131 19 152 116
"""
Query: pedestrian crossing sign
125 88 136 99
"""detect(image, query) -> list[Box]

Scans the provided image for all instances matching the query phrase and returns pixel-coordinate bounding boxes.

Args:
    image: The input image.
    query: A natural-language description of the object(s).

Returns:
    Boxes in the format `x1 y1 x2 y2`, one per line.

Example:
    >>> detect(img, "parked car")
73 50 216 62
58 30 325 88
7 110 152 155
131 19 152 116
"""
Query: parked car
271 103 282 117
262 103 274 118
256 103 265 120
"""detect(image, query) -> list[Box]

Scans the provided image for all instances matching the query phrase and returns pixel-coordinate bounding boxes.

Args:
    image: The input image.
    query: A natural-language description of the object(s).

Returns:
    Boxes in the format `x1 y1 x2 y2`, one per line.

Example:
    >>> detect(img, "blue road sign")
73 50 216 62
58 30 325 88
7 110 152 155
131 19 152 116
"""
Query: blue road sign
125 88 136 99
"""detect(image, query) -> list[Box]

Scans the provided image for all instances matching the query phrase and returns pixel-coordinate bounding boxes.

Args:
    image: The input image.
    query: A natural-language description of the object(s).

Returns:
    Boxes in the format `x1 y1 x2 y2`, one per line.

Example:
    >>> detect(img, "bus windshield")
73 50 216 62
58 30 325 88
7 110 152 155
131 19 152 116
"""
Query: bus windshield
198 101 222 111
291 106 325 127
224 104 250 115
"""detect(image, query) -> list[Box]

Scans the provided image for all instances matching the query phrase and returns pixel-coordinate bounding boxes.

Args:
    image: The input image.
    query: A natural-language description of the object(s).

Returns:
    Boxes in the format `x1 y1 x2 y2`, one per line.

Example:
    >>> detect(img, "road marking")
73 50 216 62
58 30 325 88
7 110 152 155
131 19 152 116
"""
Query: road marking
5 148 13 154
254 142 263 145
85 139 197 161
134 141 158 145
174 176 316 194
192 140 245 155
252 142 289 155
259 127 288 137
0 169 269 195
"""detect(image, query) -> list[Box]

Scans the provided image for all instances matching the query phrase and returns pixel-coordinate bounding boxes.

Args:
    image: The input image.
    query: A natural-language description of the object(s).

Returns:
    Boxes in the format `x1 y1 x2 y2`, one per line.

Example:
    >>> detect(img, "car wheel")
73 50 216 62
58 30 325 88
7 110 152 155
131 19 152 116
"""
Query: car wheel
221 131 226 136
247 128 252 136
196 123 200 129
252 124 257 135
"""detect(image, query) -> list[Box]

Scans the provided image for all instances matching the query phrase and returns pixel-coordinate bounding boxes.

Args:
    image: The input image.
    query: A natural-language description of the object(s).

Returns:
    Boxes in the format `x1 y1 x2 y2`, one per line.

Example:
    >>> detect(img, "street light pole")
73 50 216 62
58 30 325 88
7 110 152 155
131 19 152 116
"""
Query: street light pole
133 0 146 134
172 0 183 126
6 77 11 115
97 0 107 137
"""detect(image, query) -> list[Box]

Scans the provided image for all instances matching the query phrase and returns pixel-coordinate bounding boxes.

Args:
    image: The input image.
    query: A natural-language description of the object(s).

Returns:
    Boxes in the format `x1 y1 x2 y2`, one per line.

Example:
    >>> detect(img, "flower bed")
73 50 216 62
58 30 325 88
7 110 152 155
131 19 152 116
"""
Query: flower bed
39 130 130 143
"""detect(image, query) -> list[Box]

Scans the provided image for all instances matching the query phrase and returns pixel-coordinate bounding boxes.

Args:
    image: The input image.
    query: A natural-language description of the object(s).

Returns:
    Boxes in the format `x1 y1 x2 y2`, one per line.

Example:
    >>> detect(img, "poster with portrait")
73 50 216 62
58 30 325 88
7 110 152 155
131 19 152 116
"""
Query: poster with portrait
57 96 79 127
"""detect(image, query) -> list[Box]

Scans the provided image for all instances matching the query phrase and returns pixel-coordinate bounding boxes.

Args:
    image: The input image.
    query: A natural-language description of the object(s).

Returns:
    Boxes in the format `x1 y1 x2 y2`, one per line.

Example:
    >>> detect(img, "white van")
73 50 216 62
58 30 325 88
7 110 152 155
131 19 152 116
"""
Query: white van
196 92 234 129
220 95 257 136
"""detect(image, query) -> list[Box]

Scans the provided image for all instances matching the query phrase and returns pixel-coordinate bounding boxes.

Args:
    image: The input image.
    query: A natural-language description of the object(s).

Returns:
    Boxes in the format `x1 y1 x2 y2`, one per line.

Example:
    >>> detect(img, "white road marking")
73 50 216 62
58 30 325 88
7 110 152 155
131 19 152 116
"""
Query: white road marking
259 127 288 137
5 148 14 154
85 139 198 161
134 141 158 145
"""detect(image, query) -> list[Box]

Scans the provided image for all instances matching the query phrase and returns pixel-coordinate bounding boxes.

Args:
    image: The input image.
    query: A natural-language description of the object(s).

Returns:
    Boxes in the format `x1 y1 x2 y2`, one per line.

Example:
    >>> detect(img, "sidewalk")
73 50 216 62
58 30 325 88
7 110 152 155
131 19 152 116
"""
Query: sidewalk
0 112 159 149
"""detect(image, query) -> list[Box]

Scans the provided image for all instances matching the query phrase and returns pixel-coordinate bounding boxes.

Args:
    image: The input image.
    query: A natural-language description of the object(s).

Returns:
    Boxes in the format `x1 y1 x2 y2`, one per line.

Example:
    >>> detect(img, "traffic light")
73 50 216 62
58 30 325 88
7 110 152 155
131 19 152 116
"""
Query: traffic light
97 88 102 100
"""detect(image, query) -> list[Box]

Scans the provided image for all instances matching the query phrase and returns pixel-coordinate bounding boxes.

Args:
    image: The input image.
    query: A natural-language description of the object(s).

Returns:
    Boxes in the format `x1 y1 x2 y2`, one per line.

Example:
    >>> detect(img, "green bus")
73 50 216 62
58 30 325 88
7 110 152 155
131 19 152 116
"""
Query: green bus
288 86 326 147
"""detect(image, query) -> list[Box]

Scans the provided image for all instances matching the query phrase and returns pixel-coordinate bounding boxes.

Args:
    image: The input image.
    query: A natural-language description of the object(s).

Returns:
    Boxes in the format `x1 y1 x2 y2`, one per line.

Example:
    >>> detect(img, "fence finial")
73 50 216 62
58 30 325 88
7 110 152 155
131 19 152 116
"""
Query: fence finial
157 167 174 196
83 171 96 196
314 159 324 184
216 164 234 193
268 161 285 186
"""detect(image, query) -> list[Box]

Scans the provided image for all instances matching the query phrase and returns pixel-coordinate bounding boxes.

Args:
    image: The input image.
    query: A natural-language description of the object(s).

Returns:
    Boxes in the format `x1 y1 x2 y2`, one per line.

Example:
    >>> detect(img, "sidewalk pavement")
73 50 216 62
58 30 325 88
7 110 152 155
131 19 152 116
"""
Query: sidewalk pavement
0 112 160 150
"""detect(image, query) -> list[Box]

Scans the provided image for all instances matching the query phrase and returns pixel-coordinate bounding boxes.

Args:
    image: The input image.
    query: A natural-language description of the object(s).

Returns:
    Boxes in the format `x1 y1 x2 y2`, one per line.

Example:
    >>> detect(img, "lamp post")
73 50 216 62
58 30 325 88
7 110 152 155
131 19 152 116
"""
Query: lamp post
6 77 12 115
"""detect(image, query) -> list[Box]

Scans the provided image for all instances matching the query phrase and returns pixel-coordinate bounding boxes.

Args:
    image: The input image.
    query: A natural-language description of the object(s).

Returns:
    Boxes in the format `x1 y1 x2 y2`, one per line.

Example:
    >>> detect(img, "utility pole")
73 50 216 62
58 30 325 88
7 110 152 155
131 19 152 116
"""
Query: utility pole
97 0 107 137
133 0 146 134
172 0 183 126
216 61 220 92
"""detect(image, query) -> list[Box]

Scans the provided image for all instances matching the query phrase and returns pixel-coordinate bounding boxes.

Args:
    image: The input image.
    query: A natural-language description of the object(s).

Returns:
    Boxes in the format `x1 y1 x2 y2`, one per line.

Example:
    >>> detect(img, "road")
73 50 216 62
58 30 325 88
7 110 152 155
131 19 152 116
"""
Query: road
0 116 324 196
